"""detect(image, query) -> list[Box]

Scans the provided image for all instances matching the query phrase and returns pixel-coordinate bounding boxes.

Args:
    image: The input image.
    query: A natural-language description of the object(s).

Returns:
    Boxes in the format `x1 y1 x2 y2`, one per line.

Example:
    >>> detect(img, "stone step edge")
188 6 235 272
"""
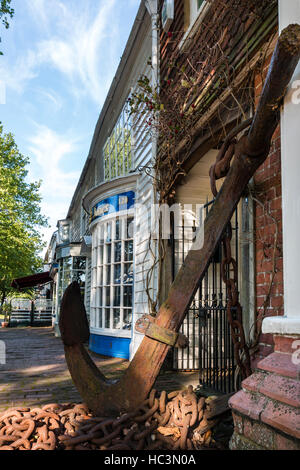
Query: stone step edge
229 389 300 440
257 351 300 379
242 370 300 408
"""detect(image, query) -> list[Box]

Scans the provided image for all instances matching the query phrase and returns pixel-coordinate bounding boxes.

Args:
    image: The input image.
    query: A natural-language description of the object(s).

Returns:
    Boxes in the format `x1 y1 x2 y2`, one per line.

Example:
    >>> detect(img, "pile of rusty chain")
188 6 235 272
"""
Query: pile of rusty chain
0 403 91 450
0 386 225 450
209 119 252 381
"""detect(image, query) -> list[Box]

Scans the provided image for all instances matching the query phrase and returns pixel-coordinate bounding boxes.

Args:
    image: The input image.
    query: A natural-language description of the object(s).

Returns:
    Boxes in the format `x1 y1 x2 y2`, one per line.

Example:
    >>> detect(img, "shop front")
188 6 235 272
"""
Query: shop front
83 175 137 359
53 219 87 336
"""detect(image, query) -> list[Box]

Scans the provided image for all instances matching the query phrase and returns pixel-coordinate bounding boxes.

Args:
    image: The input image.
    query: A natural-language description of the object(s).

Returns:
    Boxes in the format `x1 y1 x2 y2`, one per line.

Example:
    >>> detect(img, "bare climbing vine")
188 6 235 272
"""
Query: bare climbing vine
129 0 277 317
130 0 276 202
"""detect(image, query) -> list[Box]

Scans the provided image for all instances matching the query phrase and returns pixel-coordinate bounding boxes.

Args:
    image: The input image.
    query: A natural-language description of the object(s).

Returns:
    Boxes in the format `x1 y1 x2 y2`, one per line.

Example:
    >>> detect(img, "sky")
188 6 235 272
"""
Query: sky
0 0 141 255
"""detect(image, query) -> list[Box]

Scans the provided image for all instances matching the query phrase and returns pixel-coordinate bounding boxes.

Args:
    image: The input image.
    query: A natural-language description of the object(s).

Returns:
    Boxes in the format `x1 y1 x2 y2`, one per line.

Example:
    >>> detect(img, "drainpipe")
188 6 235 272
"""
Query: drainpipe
144 0 159 162
144 1 164 315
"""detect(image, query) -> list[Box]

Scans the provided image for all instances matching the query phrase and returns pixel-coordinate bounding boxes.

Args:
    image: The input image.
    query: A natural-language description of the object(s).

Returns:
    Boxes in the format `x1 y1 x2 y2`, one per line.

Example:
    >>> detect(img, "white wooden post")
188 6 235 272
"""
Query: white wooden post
263 0 300 335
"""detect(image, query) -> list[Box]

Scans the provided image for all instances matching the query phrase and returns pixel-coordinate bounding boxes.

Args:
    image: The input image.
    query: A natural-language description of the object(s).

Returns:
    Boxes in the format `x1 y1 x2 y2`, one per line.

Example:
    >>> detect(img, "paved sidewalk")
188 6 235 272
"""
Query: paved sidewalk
0 327 199 412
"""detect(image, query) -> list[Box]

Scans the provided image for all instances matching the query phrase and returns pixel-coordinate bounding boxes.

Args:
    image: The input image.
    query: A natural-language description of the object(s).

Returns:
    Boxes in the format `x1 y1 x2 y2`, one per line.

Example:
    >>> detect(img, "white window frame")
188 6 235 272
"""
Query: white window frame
90 211 134 338
179 0 210 51
190 0 205 25
103 99 134 182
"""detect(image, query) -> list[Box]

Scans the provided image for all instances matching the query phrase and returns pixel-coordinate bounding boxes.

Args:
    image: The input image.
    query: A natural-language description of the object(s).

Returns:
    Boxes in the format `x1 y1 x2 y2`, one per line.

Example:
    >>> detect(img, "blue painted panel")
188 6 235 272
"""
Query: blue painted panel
91 191 135 223
89 333 130 359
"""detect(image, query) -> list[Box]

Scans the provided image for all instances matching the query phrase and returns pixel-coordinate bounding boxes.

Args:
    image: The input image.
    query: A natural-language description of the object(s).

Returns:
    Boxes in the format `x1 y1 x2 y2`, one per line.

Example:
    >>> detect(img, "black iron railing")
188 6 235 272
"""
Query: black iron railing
172 200 240 393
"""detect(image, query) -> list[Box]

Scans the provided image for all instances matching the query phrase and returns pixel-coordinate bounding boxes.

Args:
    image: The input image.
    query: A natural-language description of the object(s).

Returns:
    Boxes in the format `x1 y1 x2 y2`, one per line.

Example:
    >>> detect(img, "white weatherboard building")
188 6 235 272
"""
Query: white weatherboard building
49 2 159 360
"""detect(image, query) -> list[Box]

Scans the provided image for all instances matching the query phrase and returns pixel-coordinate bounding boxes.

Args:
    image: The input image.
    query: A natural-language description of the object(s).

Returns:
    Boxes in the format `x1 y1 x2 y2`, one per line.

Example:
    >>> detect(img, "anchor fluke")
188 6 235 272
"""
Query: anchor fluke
59 281 90 346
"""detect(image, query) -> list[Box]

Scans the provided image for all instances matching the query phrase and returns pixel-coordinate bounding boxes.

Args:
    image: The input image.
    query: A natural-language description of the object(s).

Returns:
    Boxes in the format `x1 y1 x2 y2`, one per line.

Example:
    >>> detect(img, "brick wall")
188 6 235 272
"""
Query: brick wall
251 55 284 367
231 411 300 450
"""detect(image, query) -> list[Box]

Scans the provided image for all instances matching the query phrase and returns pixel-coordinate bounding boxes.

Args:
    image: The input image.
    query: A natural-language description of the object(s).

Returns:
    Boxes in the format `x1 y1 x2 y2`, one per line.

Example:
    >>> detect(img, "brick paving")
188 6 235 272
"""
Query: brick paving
0 327 199 412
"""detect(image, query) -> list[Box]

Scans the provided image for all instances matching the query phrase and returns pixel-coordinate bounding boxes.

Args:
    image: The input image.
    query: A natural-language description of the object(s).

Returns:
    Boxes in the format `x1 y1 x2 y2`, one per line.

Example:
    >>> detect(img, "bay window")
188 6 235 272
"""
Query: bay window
90 214 134 334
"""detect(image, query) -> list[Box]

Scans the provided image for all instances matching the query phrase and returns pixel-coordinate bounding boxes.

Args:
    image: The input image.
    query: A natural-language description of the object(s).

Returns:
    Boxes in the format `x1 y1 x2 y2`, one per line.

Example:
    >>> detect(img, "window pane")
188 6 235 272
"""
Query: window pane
124 286 132 307
113 286 121 306
125 240 133 261
114 241 122 262
106 244 111 263
106 223 112 243
123 263 133 284
123 310 132 330
73 257 86 270
98 266 103 286
106 265 111 284
115 218 121 240
99 225 104 244
126 217 134 239
64 257 72 268
62 269 71 283
105 287 110 306
105 309 110 328
98 245 103 265
114 264 121 284
113 309 121 329
104 146 109 179
99 287 103 306
98 308 103 328
73 270 85 287
116 147 121 177
110 140 116 178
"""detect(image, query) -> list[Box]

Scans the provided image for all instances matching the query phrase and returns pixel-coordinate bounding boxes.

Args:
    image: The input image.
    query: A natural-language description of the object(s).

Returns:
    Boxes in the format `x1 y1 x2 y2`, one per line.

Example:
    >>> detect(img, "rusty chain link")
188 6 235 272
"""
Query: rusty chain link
221 223 252 380
0 386 230 450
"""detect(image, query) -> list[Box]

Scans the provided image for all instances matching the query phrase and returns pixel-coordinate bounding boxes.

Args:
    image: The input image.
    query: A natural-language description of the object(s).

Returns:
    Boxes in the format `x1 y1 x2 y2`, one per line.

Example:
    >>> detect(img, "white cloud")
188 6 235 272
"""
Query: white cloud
35 88 63 111
27 124 81 250
36 0 118 104
1 0 119 105
0 50 38 94
26 0 50 32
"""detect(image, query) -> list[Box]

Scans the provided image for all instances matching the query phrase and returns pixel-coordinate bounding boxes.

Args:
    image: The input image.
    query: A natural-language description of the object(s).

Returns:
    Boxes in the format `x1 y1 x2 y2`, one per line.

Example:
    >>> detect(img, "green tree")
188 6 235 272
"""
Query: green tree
0 123 48 308
0 0 14 55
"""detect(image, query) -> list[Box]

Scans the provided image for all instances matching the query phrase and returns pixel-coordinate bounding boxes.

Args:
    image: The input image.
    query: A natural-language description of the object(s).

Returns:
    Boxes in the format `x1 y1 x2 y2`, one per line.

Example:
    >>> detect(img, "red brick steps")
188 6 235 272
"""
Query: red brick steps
257 352 300 379
229 343 300 449
242 371 300 408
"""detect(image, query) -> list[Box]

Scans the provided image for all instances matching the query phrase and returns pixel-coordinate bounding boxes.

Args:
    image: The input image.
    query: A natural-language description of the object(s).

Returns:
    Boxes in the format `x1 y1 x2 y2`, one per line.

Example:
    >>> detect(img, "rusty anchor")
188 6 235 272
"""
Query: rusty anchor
58 25 300 418
59 282 189 416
